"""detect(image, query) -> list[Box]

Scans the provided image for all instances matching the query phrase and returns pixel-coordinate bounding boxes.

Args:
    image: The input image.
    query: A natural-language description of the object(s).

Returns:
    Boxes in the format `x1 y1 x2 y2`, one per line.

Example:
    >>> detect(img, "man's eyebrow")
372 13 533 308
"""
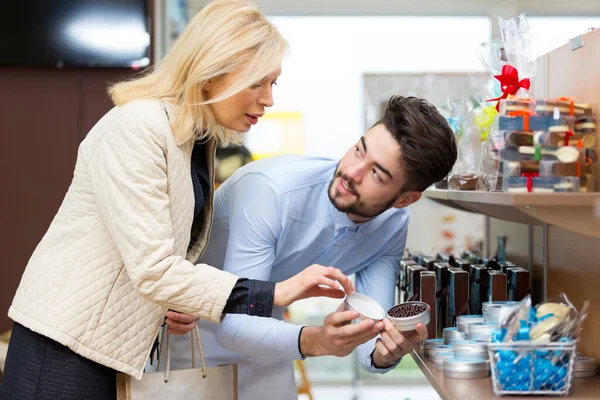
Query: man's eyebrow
362 136 393 179
375 162 393 179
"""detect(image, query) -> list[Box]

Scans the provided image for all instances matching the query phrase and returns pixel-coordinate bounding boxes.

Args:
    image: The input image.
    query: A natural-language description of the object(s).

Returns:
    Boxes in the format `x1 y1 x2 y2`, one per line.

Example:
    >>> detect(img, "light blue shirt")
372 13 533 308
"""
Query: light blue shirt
168 155 409 399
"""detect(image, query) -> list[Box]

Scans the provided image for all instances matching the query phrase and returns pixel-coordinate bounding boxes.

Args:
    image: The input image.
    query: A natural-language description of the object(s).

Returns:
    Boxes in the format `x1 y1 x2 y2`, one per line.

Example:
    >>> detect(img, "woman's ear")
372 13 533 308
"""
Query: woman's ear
204 79 214 93
393 191 422 209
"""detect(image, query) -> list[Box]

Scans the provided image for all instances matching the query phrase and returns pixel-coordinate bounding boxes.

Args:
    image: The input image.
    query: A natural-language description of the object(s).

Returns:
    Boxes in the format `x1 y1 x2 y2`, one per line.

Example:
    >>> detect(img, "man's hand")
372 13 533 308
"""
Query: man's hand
372 320 427 368
274 265 355 307
300 304 384 357
165 311 200 335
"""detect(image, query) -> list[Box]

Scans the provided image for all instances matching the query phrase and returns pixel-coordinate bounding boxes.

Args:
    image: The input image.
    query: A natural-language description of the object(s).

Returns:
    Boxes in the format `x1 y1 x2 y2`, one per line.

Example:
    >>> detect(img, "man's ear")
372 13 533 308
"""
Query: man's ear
392 191 422 209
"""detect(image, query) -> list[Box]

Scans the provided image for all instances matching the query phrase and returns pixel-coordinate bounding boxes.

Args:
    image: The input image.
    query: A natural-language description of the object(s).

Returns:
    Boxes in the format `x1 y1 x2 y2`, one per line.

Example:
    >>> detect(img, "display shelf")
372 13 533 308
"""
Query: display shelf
423 188 478 213
423 189 600 237
411 349 600 400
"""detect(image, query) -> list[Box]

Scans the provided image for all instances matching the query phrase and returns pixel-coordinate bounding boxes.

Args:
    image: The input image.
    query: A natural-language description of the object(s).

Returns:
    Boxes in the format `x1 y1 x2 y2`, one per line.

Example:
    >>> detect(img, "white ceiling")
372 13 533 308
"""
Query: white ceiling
187 0 600 18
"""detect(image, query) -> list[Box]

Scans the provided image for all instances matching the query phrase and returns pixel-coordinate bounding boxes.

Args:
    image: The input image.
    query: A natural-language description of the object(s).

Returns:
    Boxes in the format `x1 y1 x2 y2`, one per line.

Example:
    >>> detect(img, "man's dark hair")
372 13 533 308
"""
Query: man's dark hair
375 95 457 192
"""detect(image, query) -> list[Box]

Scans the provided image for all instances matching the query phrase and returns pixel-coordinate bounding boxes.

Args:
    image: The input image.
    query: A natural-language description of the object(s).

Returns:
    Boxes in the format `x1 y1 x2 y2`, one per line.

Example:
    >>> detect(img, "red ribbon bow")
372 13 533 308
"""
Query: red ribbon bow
521 172 539 193
488 65 531 111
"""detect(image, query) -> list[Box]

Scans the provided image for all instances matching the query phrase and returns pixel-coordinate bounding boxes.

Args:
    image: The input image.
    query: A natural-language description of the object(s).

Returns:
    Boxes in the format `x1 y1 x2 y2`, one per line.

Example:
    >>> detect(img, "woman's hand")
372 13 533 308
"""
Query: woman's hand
165 311 200 335
273 265 354 307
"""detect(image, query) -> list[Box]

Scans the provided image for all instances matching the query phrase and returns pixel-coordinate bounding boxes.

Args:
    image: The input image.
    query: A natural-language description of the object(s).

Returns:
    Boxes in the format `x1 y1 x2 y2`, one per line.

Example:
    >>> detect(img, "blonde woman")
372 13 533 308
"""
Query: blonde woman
0 1 352 399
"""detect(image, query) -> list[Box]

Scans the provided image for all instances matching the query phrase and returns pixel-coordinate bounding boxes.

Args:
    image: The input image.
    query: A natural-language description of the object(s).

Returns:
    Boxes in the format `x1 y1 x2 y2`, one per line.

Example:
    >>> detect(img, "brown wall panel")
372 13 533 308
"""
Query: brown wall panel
0 67 135 333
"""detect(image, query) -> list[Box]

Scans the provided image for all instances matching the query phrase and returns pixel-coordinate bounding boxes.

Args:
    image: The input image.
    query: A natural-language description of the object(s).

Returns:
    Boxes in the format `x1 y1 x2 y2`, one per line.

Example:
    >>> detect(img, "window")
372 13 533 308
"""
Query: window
528 17 600 56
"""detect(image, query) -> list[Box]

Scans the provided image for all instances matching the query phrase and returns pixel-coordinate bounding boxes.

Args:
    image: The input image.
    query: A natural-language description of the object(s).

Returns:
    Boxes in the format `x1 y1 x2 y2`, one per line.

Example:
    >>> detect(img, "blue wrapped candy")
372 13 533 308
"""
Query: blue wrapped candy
533 358 557 391
538 313 554 322
550 337 572 363
529 307 538 324
497 360 514 382
516 326 530 341
550 365 568 390
498 350 517 361
492 328 507 342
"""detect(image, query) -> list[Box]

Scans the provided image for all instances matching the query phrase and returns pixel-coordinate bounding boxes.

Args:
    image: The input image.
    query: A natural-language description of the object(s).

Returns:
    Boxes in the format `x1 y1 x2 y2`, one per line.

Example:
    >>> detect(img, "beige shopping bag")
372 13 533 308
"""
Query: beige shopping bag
116 325 237 400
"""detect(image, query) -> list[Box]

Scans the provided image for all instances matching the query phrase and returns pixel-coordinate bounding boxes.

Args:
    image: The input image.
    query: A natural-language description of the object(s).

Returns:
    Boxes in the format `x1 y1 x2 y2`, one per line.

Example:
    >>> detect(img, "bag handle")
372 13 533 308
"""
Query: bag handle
156 324 207 383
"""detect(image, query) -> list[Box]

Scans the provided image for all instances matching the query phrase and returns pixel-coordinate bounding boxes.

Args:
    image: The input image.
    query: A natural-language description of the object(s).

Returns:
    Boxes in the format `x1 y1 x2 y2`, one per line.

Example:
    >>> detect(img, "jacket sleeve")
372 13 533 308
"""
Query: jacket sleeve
84 110 238 323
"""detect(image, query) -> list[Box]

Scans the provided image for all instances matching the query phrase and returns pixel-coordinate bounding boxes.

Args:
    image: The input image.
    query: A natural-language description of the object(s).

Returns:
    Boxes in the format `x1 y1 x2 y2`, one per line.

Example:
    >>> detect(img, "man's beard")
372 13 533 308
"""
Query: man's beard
327 166 397 220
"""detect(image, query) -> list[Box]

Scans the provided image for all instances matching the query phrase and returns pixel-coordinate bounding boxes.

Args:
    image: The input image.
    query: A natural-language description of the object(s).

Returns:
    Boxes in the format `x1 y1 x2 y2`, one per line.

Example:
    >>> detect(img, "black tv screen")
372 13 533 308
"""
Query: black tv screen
0 0 150 68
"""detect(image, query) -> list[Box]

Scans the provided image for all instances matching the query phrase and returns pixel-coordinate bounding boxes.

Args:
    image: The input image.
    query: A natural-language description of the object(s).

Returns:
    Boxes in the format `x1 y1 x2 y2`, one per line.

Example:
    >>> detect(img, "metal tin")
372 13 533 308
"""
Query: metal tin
423 339 445 357
443 358 490 379
428 345 453 360
433 352 455 371
443 327 466 345
387 301 431 332
429 344 453 353
343 292 385 321
483 301 520 324
573 356 598 378
468 322 497 341
453 340 489 360
457 315 485 333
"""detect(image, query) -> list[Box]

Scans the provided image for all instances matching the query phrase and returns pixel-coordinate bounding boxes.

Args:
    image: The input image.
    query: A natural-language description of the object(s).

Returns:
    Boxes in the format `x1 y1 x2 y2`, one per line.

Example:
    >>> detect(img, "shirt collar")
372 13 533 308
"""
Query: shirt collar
327 200 359 233
325 187 406 237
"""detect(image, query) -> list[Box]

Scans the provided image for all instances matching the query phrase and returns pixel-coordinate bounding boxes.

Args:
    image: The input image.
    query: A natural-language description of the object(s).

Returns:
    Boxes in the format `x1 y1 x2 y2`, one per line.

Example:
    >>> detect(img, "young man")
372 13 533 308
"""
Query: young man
167 96 457 399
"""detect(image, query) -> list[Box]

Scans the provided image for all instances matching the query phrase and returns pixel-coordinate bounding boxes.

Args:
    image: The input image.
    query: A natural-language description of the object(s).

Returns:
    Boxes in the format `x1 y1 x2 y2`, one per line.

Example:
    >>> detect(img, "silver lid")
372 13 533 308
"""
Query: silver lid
483 301 519 323
423 339 445 349
444 368 490 379
429 348 454 362
468 334 491 342
344 293 385 320
482 301 520 313
457 315 485 322
432 352 454 366
574 356 598 372
468 322 497 334
457 315 485 332
453 340 488 353
574 370 597 378
429 345 453 357
443 357 489 372
444 327 465 338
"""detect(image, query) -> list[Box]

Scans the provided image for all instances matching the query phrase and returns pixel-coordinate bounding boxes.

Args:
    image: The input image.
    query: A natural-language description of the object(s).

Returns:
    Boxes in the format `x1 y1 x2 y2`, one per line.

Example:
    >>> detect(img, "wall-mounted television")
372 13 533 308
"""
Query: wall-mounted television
0 0 150 68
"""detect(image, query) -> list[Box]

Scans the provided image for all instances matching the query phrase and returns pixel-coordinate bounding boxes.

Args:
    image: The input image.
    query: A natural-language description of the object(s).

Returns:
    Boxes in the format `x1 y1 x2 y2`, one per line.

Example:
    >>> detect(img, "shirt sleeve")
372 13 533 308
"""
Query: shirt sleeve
355 216 409 373
211 173 305 359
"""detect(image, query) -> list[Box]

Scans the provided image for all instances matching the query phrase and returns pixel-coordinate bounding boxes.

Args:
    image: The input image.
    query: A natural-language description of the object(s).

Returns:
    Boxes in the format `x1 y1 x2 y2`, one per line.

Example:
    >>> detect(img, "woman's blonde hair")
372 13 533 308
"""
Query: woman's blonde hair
109 0 287 145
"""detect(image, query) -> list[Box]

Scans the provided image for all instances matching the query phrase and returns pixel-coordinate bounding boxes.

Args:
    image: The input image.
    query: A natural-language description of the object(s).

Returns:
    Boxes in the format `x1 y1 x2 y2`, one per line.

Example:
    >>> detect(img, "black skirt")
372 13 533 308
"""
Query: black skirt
0 322 117 400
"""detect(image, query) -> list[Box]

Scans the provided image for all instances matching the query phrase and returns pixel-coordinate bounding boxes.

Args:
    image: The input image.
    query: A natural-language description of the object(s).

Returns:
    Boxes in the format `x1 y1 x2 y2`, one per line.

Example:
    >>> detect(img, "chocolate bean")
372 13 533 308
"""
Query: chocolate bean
388 303 427 318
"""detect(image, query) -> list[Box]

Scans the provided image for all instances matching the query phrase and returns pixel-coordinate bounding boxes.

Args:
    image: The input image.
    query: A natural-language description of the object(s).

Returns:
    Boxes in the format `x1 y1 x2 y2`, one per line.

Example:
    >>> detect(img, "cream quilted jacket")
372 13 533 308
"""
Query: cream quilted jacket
9 99 238 379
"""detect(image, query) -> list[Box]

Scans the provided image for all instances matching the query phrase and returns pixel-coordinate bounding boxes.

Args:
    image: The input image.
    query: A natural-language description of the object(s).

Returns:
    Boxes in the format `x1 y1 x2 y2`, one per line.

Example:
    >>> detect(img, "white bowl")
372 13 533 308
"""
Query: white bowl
343 292 386 321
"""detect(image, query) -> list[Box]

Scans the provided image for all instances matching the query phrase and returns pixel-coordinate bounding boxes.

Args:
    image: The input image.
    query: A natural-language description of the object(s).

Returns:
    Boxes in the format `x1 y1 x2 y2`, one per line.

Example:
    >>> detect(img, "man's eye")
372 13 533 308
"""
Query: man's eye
372 169 382 182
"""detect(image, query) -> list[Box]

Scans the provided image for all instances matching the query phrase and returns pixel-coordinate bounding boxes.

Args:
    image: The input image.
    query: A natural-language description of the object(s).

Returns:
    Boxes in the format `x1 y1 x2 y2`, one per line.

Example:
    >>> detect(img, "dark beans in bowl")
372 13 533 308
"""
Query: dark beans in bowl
388 303 428 318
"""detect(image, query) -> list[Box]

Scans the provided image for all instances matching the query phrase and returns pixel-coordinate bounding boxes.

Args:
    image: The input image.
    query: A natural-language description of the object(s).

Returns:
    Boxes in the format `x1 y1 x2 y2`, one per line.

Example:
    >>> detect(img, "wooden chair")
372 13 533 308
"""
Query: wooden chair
283 310 314 400
295 359 314 400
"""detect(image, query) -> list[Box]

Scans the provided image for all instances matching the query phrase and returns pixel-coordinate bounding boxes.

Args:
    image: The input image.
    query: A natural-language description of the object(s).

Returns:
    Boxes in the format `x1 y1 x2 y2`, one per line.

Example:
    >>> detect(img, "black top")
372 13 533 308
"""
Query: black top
189 141 275 317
